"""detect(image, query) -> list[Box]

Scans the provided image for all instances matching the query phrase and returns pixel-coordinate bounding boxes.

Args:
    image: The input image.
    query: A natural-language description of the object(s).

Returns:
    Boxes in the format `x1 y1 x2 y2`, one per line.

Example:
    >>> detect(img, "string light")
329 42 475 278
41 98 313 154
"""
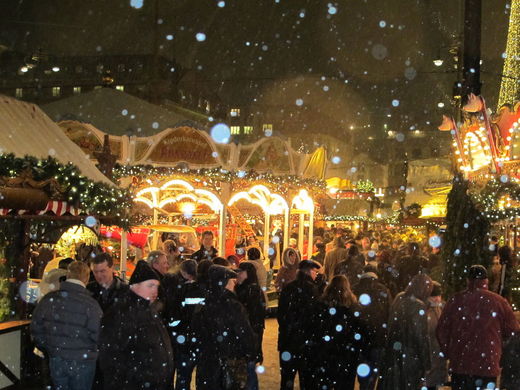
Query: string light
498 0 520 108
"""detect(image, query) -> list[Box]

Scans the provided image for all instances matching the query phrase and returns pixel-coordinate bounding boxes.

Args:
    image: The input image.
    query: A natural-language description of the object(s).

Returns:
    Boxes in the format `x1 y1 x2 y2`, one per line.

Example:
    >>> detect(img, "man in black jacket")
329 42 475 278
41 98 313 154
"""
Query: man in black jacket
193 265 256 390
277 260 321 390
31 261 103 390
87 253 128 312
98 260 174 390
191 230 218 263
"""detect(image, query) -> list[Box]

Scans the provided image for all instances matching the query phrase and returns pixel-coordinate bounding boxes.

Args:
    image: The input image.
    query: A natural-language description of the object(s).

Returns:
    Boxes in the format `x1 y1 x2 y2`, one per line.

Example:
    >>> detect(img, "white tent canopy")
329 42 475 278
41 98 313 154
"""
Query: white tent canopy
0 95 112 185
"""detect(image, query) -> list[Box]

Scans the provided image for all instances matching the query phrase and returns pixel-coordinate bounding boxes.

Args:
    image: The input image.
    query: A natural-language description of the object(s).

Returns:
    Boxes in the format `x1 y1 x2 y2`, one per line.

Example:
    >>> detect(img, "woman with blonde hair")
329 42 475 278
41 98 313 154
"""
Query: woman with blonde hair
312 275 365 390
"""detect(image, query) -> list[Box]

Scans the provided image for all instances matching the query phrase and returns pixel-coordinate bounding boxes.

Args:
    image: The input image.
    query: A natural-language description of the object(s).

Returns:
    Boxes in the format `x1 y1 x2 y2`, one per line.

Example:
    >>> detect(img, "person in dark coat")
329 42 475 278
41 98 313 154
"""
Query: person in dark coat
191 230 219 262
192 265 256 390
378 273 433 390
424 281 447 390
166 259 206 390
87 253 128 312
196 259 213 293
436 265 519 390
87 250 129 389
98 260 174 390
277 260 321 390
352 271 391 390
395 242 428 292
314 275 365 390
501 333 520 390
31 261 102 390
334 245 365 289
235 262 266 390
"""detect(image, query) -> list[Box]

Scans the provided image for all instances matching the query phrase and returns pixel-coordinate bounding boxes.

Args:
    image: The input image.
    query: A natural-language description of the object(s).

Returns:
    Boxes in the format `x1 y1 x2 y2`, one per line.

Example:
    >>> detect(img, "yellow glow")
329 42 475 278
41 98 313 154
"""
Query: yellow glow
292 189 314 213
160 179 194 191
180 202 196 215
134 197 155 208
136 187 160 197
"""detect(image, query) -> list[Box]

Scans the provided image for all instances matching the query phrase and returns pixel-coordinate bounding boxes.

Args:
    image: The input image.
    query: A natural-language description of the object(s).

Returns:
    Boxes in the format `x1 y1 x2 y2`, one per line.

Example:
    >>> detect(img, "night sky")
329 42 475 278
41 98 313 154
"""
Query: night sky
0 0 512 140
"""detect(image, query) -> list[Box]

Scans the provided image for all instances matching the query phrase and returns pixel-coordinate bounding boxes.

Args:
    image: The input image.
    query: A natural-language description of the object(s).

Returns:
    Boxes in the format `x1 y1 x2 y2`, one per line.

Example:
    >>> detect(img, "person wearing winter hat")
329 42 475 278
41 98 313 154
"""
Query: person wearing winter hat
437 265 519 390
98 260 173 390
192 265 256 389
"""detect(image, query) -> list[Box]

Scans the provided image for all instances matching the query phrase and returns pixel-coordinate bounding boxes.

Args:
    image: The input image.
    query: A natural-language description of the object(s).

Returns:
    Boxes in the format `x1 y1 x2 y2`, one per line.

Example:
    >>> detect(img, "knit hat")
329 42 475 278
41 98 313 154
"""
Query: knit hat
467 265 488 280
129 260 160 285
208 264 237 288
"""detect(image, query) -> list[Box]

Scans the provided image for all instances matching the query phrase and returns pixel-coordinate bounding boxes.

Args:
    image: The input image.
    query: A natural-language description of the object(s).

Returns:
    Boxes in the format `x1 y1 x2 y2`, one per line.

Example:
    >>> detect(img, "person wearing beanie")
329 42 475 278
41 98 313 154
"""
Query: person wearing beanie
437 265 520 390
192 265 256 389
98 260 173 390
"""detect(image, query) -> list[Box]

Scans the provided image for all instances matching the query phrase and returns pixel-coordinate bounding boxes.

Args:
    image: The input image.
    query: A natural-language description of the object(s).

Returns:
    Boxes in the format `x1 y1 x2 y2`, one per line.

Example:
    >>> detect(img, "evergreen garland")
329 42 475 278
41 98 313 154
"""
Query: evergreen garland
442 174 492 296
0 154 133 228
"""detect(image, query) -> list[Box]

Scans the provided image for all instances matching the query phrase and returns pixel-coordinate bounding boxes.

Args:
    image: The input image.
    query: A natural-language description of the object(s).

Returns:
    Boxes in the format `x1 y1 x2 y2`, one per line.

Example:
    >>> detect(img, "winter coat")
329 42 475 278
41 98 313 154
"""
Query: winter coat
244 260 268 291
274 253 300 292
31 281 102 361
166 281 206 356
377 261 400 297
352 277 391 350
312 301 366 362
436 279 519 377
98 290 174 390
235 281 266 362
378 292 431 390
277 271 320 353
191 246 218 262
425 297 447 388
192 288 256 362
324 246 349 281
501 333 520 390
86 275 128 312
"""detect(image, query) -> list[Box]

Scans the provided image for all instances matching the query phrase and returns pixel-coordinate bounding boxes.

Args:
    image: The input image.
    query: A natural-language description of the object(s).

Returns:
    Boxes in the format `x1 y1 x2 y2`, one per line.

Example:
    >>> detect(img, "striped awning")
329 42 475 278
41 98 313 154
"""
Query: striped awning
0 201 81 216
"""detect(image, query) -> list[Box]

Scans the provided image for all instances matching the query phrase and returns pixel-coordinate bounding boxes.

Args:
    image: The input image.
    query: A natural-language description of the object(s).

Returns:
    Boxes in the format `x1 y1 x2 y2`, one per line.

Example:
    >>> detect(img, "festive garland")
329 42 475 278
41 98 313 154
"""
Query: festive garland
469 178 520 221
323 213 400 224
113 164 327 195
0 154 133 228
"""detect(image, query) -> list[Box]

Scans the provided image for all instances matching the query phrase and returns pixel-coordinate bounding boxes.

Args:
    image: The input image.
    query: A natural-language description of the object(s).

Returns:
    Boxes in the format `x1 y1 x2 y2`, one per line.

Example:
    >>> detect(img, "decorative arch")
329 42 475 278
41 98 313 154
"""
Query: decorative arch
463 131 492 171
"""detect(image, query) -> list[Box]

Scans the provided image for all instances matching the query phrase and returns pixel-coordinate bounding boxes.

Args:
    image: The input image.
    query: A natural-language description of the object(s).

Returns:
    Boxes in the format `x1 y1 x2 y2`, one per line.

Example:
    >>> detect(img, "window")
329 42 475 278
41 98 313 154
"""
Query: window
231 126 241 135
75 65 83 74
230 108 241 117
116 85 125 91
52 87 61 97
96 64 104 73
15 88 23 98
94 86 102 90
73 86 81 95
117 63 125 72
243 126 253 134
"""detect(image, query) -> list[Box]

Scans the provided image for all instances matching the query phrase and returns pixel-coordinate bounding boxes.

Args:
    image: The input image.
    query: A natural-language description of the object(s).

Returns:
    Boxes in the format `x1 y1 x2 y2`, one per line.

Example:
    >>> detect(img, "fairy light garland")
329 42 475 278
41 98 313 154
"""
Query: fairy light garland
113 164 327 195
0 154 133 228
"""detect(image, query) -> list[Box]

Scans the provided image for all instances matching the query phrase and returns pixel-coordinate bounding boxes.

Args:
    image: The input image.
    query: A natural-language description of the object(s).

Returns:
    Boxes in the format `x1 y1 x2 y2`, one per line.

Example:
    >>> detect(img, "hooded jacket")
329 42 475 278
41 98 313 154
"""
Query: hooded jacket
436 279 519 377
274 250 300 292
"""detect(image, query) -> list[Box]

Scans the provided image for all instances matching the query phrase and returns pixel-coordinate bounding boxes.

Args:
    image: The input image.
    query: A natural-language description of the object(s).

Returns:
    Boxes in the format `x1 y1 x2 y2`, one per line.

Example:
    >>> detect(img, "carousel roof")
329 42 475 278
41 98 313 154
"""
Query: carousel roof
41 88 207 136
0 95 112 184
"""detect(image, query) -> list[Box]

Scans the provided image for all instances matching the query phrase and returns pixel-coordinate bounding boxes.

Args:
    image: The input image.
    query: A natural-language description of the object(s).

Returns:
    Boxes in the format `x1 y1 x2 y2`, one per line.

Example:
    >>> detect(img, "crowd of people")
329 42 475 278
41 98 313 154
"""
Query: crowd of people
30 228 520 390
